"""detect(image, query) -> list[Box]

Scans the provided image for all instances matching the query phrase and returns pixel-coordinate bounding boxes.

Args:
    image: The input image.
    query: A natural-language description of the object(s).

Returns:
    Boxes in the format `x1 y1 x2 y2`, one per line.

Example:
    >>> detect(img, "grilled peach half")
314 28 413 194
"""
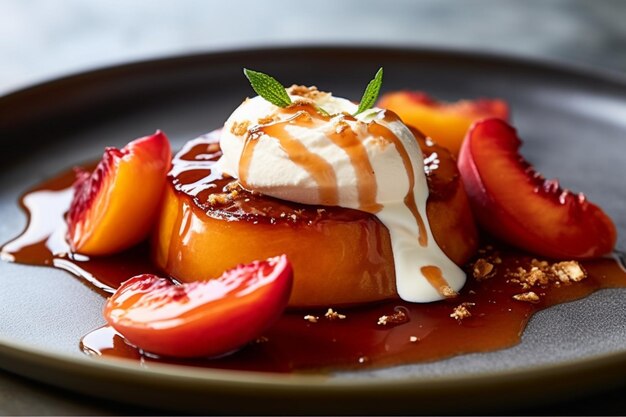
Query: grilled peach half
153 129 478 308
459 118 616 259
67 131 171 256
378 91 509 157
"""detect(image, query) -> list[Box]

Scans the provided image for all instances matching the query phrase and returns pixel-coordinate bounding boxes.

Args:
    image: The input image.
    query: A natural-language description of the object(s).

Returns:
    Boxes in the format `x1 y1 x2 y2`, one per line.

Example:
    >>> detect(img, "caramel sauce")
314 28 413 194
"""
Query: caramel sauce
420 265 452 297
2 161 626 373
327 121 381 212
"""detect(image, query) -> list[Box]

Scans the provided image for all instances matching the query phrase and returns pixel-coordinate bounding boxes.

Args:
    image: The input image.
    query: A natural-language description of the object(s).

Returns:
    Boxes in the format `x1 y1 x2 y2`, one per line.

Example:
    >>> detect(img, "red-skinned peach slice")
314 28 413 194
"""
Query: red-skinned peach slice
105 255 293 358
458 118 616 259
67 131 171 256
378 91 509 157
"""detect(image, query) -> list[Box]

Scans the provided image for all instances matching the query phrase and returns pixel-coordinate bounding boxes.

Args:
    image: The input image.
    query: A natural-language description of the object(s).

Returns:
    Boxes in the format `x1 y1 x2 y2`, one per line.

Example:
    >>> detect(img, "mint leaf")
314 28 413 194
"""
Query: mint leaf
354 67 383 116
243 68 292 108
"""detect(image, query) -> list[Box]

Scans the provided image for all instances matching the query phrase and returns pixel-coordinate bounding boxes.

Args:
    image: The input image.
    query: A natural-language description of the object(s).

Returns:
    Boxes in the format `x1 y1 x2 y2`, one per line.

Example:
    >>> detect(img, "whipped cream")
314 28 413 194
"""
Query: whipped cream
219 87 465 302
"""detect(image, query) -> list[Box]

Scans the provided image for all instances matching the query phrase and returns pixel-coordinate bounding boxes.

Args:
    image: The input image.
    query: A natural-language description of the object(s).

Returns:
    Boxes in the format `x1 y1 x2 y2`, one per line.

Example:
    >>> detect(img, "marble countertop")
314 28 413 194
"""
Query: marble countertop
1 0 626 414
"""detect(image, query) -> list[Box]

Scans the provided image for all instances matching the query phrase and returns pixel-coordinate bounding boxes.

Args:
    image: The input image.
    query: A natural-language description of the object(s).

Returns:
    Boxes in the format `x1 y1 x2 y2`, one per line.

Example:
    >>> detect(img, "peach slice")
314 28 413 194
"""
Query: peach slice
67 131 171 256
378 91 509 157
458 118 616 259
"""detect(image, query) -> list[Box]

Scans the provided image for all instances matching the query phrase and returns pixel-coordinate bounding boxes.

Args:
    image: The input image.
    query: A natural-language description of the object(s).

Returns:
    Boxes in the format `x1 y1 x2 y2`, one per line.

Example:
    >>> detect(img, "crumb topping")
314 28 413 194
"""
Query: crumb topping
503 257 586 303
377 309 409 326
230 120 250 136
513 291 541 303
450 302 475 321
325 308 346 321
287 85 325 100
473 258 495 281
303 315 319 323
441 286 459 299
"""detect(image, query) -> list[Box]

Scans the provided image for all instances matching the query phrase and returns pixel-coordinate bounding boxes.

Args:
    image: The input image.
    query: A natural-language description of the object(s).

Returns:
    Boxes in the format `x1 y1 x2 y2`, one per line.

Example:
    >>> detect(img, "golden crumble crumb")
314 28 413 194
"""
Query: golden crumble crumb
325 308 346 320
506 257 587 289
441 286 459 298
377 309 409 326
551 261 586 283
450 302 475 321
230 120 250 136
513 291 541 303
303 315 319 323
473 258 495 281
257 115 277 125
208 193 229 205
287 84 324 99
526 267 549 286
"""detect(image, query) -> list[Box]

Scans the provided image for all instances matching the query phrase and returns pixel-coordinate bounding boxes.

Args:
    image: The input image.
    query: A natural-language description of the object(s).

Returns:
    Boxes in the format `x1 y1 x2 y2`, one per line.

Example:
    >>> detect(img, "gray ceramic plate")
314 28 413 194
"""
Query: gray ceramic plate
1 46 626 414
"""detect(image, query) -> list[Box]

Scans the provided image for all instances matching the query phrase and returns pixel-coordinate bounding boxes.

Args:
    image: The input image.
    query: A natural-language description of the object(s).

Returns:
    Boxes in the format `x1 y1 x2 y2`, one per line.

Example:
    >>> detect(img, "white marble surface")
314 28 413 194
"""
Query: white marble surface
1 0 626 414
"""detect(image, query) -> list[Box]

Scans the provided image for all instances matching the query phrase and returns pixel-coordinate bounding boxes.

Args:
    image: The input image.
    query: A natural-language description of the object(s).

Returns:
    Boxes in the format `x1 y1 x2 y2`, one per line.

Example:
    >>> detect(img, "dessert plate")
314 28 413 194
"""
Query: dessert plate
1 46 626 414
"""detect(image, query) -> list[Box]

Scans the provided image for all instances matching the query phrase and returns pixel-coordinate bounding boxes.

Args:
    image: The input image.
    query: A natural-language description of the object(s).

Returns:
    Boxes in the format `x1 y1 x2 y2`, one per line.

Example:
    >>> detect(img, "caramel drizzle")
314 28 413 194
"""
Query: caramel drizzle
367 114 428 247
239 104 339 206
327 121 381 213
420 265 455 297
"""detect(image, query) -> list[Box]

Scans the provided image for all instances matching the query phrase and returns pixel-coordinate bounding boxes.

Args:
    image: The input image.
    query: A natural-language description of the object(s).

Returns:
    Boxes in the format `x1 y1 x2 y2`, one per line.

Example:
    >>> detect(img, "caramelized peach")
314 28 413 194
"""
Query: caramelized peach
153 130 477 307
458 118 616 259
67 131 171 256
378 91 509 157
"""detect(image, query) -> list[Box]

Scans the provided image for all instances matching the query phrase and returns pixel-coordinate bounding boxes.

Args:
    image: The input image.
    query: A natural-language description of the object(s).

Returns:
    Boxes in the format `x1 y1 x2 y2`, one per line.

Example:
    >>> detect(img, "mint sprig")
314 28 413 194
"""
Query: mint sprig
243 68 292 108
354 67 383 116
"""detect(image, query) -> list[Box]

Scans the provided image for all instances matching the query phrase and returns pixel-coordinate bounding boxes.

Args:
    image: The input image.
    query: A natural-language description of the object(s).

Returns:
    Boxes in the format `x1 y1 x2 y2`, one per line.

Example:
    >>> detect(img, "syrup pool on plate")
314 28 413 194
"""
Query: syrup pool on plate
3 155 626 373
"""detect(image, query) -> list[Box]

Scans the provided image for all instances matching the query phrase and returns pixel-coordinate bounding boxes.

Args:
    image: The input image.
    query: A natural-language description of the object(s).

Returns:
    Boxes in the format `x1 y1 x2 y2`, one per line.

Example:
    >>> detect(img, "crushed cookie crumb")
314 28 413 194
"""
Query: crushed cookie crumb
303 315 319 323
208 193 229 205
506 258 587 289
441 286 459 298
450 302 475 321
513 291 541 303
551 261 586 283
257 115 277 125
377 309 408 326
230 120 250 136
473 258 495 281
287 84 325 99
325 308 346 321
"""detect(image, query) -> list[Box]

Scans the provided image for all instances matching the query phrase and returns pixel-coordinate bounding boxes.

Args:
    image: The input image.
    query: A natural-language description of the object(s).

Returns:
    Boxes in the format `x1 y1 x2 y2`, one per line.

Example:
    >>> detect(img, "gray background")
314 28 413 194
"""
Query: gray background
1 0 626 414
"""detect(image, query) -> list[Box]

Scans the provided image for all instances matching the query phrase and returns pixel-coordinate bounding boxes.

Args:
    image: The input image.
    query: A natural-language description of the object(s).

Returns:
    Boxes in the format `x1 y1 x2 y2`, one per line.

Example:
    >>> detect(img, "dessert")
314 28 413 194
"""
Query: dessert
153 126 478 307
1 67 623 371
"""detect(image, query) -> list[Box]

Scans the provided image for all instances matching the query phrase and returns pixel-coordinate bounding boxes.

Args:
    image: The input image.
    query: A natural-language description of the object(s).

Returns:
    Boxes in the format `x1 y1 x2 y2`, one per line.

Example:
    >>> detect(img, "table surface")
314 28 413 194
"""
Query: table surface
1 0 626 414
